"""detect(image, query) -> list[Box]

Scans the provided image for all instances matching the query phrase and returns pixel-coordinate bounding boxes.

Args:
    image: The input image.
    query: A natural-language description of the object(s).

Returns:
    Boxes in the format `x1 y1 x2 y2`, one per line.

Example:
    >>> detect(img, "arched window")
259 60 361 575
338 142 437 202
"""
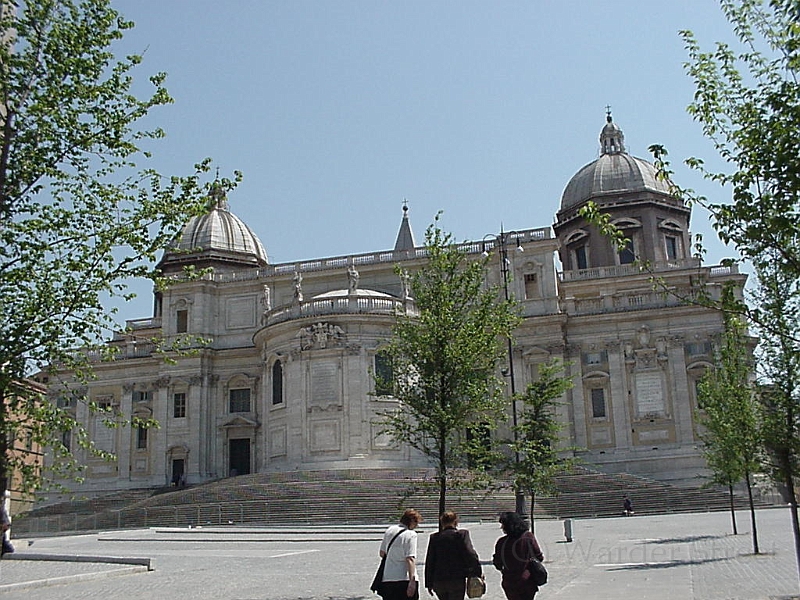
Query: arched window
611 219 641 265
618 239 636 265
272 361 284 406
566 230 589 270
659 219 685 261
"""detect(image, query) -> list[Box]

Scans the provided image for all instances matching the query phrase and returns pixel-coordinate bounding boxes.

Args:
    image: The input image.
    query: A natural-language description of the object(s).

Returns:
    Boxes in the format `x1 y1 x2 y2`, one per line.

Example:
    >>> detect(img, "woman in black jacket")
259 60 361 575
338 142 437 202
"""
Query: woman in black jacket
492 511 544 600
424 511 482 600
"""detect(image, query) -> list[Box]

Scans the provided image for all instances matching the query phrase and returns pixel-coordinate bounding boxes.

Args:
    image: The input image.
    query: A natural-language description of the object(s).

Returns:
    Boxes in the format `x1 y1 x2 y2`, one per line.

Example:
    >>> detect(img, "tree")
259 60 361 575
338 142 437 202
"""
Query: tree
678 0 800 577
680 0 800 279
752 250 800 573
379 216 520 517
696 287 761 548
509 359 576 529
581 1 800 576
0 0 214 499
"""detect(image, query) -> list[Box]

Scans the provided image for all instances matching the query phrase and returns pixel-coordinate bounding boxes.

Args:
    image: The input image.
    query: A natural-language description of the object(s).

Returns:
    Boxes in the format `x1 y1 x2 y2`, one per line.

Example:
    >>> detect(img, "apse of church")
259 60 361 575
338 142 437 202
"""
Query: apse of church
45 117 745 498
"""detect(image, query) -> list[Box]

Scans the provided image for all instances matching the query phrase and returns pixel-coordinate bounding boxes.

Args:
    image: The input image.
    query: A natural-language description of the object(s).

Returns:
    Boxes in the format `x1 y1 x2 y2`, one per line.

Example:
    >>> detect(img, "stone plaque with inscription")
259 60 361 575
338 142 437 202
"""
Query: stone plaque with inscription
226 296 256 329
269 426 287 457
310 420 341 452
311 361 340 408
93 420 115 453
635 370 665 416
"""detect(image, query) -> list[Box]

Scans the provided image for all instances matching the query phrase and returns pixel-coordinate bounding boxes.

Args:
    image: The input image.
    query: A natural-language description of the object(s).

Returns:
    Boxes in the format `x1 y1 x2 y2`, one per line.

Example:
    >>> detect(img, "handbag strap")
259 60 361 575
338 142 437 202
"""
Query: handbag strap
386 527 406 554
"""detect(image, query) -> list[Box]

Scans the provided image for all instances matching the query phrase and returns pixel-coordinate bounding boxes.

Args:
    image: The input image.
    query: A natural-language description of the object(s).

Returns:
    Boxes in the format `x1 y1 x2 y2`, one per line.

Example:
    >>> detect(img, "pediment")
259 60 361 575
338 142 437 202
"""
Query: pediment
220 415 260 429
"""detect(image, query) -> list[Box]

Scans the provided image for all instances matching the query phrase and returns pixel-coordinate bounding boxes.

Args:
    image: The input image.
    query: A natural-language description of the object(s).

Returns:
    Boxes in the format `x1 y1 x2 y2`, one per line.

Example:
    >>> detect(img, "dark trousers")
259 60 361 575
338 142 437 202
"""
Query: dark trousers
433 578 467 600
380 580 419 600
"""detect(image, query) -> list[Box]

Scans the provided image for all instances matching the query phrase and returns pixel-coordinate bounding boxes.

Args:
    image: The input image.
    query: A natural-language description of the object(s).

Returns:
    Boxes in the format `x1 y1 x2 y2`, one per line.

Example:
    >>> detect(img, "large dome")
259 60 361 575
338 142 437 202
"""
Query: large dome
161 185 268 269
560 116 672 210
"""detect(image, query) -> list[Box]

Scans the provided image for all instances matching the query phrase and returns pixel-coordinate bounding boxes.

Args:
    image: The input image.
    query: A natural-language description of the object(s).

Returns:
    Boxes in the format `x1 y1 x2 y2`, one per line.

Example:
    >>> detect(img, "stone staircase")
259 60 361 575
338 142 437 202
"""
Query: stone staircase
13 467 775 535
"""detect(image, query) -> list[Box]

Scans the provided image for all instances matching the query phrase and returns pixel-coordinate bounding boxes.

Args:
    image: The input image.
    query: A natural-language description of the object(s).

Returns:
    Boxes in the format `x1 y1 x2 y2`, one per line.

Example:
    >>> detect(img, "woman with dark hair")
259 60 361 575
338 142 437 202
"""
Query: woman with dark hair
492 511 544 600
424 511 482 600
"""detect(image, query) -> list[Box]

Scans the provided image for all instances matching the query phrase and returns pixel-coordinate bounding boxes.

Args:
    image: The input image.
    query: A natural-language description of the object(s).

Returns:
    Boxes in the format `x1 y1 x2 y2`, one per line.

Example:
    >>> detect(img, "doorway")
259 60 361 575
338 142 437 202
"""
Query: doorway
171 458 185 486
229 438 251 476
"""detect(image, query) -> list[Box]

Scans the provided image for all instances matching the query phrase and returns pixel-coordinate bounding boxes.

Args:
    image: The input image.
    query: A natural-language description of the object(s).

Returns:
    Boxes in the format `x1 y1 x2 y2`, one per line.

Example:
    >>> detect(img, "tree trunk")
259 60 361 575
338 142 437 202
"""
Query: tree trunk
784 470 800 584
438 437 447 522
728 483 738 535
529 491 536 533
745 470 759 554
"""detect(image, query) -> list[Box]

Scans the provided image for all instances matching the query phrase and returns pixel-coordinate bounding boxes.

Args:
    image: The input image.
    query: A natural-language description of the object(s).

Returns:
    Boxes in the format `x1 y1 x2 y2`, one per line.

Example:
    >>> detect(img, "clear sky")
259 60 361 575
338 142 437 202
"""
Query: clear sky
111 0 742 324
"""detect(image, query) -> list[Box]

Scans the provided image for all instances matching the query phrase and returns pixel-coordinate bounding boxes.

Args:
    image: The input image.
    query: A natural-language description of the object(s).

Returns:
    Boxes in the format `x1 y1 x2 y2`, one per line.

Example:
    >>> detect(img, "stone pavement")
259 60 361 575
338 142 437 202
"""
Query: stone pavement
0 507 798 599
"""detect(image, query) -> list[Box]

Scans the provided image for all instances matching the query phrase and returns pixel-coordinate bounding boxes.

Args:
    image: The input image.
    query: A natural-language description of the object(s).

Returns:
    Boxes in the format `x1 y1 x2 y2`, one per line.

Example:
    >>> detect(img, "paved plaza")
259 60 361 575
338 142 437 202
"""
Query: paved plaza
0 507 798 599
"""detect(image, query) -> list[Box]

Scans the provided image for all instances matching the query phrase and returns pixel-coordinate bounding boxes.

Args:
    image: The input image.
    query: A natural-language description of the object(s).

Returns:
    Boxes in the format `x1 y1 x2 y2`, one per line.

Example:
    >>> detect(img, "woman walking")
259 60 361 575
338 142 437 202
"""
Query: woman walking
378 508 423 599
424 511 482 600
492 511 544 600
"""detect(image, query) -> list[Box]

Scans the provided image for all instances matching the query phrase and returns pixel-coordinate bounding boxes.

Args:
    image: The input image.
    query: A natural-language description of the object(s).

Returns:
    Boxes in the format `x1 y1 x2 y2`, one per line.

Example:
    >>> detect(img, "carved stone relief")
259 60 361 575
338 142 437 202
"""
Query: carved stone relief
297 322 345 350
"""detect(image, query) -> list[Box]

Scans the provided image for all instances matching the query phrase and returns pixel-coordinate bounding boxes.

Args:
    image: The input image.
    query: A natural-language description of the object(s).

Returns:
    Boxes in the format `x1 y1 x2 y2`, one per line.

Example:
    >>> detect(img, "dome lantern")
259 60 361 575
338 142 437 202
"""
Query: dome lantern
600 111 625 154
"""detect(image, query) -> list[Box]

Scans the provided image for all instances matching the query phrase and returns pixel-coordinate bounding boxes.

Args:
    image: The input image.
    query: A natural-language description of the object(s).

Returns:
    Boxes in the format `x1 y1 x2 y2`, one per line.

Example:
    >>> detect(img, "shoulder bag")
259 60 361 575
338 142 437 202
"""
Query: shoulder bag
370 528 405 594
526 558 548 586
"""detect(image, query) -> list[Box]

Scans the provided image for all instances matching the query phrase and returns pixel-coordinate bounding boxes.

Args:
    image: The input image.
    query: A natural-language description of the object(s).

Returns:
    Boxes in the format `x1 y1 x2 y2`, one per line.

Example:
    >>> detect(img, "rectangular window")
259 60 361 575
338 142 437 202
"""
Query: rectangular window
665 236 678 260
229 388 251 413
133 391 152 403
686 342 712 356
176 309 188 333
591 388 606 418
584 351 606 366
57 396 74 408
173 393 186 418
61 429 72 452
374 352 394 396
619 240 636 264
524 273 539 299
694 378 705 408
575 246 588 270
136 425 148 450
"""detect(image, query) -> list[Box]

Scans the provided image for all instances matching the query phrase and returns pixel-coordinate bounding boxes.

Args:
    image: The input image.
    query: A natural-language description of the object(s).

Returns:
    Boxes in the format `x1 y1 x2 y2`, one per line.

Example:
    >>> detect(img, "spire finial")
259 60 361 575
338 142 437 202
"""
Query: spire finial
394 199 416 252
605 104 613 123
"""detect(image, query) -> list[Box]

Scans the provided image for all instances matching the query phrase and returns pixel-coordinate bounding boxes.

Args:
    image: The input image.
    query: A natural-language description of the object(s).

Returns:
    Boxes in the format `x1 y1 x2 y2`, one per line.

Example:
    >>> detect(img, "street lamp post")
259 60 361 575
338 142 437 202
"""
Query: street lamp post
484 227 527 517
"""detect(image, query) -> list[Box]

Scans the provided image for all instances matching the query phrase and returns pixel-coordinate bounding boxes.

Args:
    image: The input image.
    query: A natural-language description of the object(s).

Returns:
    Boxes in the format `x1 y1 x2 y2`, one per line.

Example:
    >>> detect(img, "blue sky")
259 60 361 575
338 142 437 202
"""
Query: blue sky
112 0 741 323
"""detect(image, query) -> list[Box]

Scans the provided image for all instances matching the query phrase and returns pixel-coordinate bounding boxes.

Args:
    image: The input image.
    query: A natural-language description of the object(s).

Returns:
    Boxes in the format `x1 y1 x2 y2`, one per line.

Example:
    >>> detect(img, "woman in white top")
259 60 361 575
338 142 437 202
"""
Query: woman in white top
378 508 422 600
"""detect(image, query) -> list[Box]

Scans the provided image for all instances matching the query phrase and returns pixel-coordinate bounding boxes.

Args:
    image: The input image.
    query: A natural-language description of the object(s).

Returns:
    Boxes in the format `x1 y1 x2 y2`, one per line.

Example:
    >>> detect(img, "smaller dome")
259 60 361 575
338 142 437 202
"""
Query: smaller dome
560 116 672 210
161 185 268 269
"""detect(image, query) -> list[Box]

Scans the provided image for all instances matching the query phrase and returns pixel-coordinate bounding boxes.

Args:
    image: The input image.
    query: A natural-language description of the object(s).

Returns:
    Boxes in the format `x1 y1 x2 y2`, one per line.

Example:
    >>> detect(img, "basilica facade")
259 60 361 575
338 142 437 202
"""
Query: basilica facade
50 116 745 495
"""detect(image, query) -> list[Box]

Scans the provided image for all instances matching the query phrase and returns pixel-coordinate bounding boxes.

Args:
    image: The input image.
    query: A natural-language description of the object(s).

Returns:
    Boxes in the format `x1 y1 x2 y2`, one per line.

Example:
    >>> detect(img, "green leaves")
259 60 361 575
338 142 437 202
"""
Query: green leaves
379 216 520 512
0 0 220 498
509 359 577 520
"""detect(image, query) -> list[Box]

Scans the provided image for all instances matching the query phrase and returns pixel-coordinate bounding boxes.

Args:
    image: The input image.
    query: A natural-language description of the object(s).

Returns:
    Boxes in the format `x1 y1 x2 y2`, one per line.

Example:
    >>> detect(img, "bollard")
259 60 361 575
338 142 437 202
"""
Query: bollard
564 518 573 542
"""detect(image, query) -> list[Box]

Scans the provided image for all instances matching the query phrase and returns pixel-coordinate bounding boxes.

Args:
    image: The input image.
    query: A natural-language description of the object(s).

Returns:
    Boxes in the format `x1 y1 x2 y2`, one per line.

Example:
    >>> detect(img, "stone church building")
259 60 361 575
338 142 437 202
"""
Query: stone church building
52 116 745 495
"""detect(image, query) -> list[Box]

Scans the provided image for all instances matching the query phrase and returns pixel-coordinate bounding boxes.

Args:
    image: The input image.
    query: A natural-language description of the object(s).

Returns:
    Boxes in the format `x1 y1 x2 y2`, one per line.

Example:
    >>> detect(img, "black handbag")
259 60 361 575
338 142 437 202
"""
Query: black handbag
526 558 547 586
370 528 405 594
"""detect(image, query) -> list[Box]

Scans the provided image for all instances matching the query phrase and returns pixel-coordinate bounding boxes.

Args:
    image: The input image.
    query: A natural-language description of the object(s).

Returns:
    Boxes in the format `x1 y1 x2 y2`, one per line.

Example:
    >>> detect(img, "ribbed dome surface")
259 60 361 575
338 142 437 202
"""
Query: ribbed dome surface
173 208 267 263
163 186 268 267
560 152 671 210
